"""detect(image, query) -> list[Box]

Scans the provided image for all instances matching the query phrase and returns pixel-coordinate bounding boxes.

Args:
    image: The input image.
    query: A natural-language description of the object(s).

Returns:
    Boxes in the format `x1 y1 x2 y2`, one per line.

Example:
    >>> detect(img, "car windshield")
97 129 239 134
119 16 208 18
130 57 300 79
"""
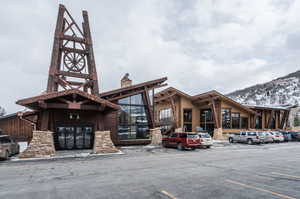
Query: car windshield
199 133 211 138
187 134 199 139
248 132 257 136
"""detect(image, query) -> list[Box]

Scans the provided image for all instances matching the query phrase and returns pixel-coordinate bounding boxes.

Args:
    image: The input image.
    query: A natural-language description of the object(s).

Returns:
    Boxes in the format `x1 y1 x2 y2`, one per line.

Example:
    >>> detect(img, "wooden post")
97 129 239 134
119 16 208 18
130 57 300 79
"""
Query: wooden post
211 99 220 129
82 10 99 95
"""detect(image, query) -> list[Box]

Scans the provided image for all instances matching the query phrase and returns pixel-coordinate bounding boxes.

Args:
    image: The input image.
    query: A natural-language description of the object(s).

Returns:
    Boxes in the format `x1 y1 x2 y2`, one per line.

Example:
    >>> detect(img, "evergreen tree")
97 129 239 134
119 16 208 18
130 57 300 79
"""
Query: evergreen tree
0 106 6 117
294 115 300 127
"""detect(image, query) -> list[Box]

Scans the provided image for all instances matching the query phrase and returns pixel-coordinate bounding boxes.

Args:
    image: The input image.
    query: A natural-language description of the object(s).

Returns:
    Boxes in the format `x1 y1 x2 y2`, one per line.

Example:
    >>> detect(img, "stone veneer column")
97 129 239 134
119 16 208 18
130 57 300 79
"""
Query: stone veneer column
93 131 119 154
213 128 224 140
149 128 162 146
19 131 55 158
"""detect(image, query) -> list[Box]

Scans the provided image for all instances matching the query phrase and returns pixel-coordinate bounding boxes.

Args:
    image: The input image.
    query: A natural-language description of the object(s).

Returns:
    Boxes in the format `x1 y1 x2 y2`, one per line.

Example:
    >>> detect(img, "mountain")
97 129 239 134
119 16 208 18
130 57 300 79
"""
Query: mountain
227 70 300 106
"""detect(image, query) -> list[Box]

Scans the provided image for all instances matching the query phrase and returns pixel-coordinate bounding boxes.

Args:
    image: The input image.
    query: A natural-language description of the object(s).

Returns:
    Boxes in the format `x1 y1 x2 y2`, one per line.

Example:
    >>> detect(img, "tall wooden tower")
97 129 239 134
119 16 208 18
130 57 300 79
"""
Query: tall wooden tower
47 4 99 95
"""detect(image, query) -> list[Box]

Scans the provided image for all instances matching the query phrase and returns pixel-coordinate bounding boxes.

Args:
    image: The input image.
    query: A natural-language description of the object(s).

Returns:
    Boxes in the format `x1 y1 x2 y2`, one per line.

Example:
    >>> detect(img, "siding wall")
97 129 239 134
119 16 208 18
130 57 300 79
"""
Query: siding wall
0 115 34 141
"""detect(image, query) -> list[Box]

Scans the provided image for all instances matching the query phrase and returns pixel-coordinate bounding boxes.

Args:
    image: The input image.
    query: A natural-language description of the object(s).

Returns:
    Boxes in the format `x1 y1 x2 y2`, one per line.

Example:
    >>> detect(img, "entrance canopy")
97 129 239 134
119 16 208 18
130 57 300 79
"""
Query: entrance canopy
16 89 120 112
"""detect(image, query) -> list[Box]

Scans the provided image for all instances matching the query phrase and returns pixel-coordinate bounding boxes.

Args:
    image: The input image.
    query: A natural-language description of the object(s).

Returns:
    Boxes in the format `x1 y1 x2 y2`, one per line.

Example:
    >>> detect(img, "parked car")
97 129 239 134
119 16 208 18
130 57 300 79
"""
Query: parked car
0 135 20 160
270 132 284 143
197 132 213 148
261 132 274 143
290 132 300 141
279 131 292 142
229 131 264 145
162 132 200 150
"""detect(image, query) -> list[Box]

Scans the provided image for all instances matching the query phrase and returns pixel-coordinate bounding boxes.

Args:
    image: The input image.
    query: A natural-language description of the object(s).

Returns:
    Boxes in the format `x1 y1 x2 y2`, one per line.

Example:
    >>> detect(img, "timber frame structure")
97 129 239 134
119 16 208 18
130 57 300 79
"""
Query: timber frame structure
0 4 168 148
155 87 291 138
47 4 99 94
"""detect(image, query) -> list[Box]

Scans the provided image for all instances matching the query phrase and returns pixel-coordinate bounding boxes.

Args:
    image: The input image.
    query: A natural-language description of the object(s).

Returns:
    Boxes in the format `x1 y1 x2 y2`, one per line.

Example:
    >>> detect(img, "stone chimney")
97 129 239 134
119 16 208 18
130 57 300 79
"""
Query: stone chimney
121 73 132 88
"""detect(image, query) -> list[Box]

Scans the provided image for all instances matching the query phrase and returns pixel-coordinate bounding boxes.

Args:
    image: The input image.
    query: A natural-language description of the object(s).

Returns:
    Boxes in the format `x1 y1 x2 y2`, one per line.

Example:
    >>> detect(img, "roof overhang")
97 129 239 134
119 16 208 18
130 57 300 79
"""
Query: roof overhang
100 77 167 101
16 89 120 112
154 87 191 103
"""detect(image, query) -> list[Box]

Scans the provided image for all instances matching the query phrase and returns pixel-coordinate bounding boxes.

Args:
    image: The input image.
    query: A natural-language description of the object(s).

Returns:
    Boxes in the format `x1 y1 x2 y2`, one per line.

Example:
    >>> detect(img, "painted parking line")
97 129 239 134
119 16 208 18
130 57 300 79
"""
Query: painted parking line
161 190 177 199
271 172 300 179
226 179 297 199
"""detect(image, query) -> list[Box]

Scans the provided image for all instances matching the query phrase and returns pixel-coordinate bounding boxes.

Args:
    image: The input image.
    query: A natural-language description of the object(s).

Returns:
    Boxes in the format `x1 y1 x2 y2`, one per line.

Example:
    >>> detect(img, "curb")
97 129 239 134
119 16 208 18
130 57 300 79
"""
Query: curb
1 151 124 164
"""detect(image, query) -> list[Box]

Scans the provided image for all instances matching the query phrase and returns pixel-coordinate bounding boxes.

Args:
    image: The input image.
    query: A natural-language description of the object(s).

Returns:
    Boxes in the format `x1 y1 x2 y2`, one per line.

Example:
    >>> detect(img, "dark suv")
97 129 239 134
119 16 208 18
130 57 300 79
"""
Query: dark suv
162 132 200 150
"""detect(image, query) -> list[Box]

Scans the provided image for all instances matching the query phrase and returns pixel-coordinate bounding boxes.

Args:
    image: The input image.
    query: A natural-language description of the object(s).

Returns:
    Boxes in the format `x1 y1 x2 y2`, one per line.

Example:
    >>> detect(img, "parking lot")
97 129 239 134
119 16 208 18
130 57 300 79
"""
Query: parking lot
0 142 299 199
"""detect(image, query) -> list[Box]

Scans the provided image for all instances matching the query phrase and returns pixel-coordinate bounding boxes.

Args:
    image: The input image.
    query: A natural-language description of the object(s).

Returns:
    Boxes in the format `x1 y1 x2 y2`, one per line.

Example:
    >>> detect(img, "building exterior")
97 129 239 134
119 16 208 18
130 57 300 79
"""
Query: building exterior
155 87 290 139
0 5 167 155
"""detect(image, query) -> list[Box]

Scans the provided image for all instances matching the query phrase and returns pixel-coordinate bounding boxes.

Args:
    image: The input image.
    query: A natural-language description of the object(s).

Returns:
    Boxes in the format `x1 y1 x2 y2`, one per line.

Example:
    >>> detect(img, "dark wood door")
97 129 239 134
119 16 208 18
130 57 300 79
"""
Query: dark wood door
54 125 93 150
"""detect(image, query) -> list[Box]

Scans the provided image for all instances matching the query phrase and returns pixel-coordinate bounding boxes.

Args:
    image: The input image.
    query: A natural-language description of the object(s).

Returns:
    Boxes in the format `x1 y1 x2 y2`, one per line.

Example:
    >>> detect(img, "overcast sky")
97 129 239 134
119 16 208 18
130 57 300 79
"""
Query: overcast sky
1 0 300 113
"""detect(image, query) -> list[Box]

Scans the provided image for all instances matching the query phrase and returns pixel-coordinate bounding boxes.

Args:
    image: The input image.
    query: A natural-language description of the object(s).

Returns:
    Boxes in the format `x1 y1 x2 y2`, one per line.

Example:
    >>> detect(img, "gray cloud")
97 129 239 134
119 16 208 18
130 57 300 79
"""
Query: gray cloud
1 0 300 113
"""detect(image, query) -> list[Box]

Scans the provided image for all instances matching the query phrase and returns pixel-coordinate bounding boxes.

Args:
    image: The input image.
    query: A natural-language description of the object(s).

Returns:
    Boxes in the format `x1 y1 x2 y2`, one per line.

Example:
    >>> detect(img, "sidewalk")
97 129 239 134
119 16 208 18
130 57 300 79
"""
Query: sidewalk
8 150 124 163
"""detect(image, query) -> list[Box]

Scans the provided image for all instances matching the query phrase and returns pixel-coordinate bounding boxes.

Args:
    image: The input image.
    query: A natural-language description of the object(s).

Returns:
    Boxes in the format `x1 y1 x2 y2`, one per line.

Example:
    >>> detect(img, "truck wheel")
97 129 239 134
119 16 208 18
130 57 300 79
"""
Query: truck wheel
247 139 253 145
162 140 167 147
177 143 184 151
206 145 211 149
229 138 234 143
191 147 196 150
4 150 9 160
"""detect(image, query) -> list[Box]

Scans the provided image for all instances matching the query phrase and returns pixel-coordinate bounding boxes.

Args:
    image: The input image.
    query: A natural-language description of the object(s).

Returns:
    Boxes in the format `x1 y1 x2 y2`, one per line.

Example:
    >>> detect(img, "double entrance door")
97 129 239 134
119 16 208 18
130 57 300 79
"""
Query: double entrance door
54 125 94 150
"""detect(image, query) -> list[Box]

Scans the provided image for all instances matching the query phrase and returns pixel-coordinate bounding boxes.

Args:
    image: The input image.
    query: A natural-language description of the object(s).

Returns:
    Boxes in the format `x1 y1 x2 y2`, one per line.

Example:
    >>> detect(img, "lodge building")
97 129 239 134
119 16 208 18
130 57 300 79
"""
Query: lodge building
0 5 294 157
154 87 291 139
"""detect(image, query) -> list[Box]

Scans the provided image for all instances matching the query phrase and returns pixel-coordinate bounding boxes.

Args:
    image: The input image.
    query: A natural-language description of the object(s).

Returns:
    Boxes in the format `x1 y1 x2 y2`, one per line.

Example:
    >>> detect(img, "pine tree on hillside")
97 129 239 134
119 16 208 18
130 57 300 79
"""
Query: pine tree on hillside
0 106 6 117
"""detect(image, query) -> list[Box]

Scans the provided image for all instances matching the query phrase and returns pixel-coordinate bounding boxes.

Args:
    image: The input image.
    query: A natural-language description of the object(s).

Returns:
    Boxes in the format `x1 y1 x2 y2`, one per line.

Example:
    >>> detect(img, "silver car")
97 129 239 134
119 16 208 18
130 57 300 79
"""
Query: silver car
229 131 264 145
261 132 274 143
197 132 213 148
0 135 20 160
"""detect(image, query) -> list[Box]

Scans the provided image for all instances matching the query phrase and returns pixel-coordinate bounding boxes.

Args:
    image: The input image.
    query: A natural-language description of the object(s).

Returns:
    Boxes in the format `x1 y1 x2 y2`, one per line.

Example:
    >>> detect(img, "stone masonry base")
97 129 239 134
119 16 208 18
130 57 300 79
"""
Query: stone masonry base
213 128 224 140
19 131 56 158
148 128 162 146
93 131 119 154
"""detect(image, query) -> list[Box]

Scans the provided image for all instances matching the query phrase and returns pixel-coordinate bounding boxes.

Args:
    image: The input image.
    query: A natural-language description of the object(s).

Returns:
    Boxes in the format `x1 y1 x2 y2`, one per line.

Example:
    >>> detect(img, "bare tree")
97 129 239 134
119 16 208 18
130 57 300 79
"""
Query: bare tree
0 106 6 117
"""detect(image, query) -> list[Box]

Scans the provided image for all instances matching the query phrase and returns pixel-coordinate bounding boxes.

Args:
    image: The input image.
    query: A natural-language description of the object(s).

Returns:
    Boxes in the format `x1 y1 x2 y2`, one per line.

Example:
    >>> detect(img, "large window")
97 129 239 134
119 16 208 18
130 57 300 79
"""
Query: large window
183 109 192 132
222 109 231 129
159 108 172 133
232 113 240 129
241 117 249 129
118 94 149 140
200 109 213 122
255 116 262 129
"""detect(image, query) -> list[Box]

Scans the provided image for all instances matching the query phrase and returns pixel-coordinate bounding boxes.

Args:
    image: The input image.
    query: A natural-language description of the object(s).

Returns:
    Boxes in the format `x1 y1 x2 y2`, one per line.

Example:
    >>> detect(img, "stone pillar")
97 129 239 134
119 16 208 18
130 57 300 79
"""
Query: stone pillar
19 131 55 158
93 131 119 154
213 128 224 140
149 128 162 146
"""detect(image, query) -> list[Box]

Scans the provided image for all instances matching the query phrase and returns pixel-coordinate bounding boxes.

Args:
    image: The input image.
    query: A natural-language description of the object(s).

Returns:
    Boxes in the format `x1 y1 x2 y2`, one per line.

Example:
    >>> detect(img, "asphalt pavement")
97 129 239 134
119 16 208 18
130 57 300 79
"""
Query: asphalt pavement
0 142 299 199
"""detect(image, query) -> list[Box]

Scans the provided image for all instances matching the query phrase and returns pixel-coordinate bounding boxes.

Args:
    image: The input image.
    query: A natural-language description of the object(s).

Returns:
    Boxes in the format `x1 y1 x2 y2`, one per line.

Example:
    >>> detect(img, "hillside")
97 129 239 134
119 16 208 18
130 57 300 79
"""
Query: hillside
227 70 300 106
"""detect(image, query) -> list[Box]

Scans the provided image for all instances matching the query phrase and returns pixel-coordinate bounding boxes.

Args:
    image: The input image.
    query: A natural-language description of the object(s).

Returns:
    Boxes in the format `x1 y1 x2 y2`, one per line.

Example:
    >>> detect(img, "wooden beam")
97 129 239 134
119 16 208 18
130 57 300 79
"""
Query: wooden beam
170 97 177 128
40 110 49 131
105 90 145 102
143 89 154 129
267 110 275 129
154 92 176 103
61 46 88 55
58 71 91 79
211 99 220 129
59 35 86 43
193 96 219 105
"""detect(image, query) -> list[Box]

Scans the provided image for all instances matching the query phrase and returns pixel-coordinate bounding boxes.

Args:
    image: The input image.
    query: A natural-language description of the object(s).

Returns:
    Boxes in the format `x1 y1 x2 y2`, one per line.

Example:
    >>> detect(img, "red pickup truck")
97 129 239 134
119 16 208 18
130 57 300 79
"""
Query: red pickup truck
162 132 200 150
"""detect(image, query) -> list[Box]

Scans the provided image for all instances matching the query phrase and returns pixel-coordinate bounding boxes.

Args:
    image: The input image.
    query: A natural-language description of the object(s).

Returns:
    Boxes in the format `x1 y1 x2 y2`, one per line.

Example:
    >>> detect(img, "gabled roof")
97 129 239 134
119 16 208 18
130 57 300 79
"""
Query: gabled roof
155 87 256 114
191 90 256 114
100 77 167 101
155 87 191 100
246 105 291 111
16 89 120 111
